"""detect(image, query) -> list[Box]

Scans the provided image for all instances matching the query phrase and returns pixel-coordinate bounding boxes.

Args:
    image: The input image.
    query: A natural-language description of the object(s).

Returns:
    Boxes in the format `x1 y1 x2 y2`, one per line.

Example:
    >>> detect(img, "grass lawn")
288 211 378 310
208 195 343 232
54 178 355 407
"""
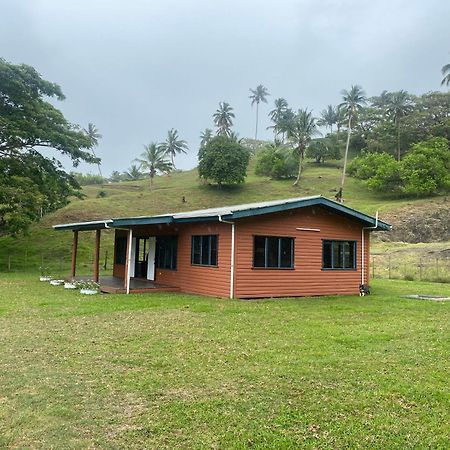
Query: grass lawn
0 275 449 449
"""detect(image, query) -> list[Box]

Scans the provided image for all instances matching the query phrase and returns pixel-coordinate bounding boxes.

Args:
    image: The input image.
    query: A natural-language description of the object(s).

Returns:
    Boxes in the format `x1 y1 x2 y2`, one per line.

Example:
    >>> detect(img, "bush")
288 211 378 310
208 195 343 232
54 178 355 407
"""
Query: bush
255 145 296 179
348 152 396 180
72 172 105 186
198 136 250 186
96 190 107 198
306 137 341 163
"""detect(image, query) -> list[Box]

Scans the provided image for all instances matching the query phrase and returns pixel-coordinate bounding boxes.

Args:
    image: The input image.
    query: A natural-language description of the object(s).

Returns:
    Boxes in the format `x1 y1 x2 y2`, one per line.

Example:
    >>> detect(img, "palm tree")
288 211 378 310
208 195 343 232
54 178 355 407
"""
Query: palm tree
84 123 103 178
441 62 450 86
124 164 143 181
318 105 338 134
339 85 367 191
277 108 295 143
159 128 188 168
267 98 289 140
385 90 412 161
249 84 270 140
135 143 173 188
287 109 319 186
213 102 235 137
200 128 213 147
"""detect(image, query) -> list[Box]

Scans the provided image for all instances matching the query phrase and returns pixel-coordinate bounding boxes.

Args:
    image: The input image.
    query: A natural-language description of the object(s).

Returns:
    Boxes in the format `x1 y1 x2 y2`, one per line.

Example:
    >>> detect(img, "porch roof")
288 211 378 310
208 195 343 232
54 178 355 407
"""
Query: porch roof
53 195 391 232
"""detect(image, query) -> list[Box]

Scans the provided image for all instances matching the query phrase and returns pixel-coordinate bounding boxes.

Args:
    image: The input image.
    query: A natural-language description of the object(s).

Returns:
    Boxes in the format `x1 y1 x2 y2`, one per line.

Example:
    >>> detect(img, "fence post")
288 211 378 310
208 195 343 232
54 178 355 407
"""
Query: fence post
388 256 391 279
104 250 108 270
372 256 375 279
8 254 11 272
419 257 423 281
436 257 439 277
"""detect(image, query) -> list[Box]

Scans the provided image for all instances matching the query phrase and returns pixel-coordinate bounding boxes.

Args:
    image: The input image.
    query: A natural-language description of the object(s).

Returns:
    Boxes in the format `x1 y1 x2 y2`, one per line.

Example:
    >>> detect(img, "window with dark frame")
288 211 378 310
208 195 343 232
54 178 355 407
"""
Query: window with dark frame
322 240 356 269
191 235 218 266
155 236 178 270
253 236 294 269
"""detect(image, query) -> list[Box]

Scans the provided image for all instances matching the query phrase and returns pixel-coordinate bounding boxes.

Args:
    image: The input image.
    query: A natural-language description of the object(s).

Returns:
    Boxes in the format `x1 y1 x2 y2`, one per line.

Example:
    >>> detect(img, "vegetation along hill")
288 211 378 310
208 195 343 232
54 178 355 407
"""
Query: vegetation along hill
0 159 448 282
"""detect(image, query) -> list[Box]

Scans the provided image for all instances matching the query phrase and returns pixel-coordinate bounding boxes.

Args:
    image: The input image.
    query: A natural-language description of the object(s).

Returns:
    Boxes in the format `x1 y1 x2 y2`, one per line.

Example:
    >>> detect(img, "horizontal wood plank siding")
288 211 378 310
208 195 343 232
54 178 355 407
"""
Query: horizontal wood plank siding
234 206 369 298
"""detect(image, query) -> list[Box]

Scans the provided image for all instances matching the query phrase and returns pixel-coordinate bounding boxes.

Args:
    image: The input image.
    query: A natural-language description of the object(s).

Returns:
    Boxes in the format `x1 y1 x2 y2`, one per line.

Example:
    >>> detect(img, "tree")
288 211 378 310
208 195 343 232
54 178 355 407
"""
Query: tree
255 144 297 179
267 98 289 140
339 85 367 191
200 128 213 147
213 102 235 137
287 109 319 186
441 62 450 86
84 123 103 177
124 164 144 181
0 58 97 235
385 90 412 161
306 137 341 163
110 171 124 183
159 128 188 167
198 136 250 187
135 143 173 188
318 105 338 133
249 84 269 140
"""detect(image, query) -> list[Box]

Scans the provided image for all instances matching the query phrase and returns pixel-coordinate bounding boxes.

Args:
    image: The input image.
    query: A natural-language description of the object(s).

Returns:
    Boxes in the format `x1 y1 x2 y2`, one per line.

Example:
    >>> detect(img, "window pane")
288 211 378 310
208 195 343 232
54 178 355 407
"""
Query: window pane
201 236 210 265
267 237 279 268
210 235 217 266
280 238 293 268
192 236 201 264
333 241 344 268
323 241 332 268
115 237 127 265
253 236 266 267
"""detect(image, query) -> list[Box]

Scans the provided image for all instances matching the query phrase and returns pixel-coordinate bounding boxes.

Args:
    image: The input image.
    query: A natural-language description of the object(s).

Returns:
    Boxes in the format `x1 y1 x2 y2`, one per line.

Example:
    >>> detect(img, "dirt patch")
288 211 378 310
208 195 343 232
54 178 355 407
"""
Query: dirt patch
377 200 450 243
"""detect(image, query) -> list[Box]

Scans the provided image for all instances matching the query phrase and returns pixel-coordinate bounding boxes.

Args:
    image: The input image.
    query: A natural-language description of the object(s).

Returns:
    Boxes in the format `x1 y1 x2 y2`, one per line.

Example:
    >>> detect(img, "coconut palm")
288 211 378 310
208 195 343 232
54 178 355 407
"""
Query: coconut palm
124 164 144 181
84 123 103 177
441 62 450 86
276 108 296 143
213 102 235 137
159 128 188 168
385 90 412 161
287 109 319 186
135 143 173 188
267 98 289 140
249 84 270 140
339 85 367 190
200 128 213 147
318 105 338 134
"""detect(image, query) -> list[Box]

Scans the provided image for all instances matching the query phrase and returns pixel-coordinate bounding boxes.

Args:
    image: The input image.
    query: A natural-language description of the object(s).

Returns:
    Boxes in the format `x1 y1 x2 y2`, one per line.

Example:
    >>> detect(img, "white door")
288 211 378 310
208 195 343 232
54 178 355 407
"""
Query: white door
129 237 136 277
147 236 156 281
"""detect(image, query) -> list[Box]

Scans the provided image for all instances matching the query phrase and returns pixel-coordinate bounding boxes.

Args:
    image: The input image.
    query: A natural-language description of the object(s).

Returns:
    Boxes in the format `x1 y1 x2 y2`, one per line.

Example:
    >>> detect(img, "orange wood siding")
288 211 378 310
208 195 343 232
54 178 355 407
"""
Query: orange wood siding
117 222 232 297
234 206 369 298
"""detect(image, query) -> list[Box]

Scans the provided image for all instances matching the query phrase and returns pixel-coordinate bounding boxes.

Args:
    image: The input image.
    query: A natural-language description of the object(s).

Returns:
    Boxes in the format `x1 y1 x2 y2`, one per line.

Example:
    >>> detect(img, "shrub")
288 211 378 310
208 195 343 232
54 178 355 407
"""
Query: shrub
255 145 296 179
306 137 341 163
96 190 107 198
348 152 396 180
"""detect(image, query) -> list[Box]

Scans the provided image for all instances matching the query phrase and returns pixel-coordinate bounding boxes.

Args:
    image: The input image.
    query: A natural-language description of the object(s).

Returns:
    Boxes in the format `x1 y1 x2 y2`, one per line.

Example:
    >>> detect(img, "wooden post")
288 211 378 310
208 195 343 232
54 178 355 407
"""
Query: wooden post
124 229 133 293
71 231 78 280
93 229 101 283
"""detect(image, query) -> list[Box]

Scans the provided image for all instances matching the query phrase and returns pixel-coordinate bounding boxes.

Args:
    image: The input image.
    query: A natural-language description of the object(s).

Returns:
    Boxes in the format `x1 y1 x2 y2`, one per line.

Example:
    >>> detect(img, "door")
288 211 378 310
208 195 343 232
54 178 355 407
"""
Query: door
134 238 149 278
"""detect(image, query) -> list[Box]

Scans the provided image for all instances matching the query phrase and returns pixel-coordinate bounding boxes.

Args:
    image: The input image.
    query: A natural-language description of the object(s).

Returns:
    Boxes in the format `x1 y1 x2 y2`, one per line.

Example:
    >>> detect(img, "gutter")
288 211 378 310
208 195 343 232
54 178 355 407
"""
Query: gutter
219 215 235 299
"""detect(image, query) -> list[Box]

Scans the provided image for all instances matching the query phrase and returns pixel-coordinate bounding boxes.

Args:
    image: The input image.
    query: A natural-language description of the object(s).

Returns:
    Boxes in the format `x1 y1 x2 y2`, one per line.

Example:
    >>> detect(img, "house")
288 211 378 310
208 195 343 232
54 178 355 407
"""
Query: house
53 195 390 298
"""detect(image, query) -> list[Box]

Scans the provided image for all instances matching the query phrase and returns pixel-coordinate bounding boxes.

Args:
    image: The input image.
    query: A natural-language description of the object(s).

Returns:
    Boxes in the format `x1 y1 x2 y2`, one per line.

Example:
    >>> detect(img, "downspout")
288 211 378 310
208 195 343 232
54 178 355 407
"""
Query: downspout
219 216 235 299
361 211 378 285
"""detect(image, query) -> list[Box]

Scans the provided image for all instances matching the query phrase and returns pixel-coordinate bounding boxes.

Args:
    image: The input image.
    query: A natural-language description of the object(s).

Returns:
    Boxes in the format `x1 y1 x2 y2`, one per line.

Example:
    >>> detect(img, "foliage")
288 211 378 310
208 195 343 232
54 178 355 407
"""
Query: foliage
135 143 173 187
198 136 250 186
200 128 213 148
441 62 450 86
287 109 319 186
96 190 107 198
213 102 235 137
123 164 144 181
0 59 97 235
255 144 297 179
306 136 341 163
249 84 269 139
72 172 105 186
317 105 338 133
349 137 450 196
159 128 188 167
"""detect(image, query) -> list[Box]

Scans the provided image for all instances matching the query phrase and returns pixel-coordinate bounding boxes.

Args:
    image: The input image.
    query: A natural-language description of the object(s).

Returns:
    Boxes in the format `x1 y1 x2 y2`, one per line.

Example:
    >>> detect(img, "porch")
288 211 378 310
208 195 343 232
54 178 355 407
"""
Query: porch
73 276 179 294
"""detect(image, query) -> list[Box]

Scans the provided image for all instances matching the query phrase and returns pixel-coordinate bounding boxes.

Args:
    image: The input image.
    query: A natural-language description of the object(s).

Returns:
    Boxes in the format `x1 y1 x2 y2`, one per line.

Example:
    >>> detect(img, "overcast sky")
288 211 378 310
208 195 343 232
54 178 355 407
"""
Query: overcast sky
1 0 449 175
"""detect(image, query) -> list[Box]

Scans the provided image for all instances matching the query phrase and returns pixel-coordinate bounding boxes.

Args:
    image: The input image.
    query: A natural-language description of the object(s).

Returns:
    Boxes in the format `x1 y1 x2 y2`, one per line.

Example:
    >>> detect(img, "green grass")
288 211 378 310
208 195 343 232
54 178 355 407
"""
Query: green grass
0 274 449 448
0 162 446 273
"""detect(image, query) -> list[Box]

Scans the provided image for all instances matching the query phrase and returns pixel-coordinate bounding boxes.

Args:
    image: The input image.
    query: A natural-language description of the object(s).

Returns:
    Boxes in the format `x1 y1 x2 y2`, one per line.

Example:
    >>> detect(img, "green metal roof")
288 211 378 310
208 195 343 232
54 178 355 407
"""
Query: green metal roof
53 195 391 232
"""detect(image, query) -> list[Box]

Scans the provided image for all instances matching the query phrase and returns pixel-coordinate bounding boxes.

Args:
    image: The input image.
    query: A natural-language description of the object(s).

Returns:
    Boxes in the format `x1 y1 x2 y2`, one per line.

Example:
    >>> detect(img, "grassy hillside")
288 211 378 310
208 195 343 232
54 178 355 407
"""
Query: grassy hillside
0 160 447 275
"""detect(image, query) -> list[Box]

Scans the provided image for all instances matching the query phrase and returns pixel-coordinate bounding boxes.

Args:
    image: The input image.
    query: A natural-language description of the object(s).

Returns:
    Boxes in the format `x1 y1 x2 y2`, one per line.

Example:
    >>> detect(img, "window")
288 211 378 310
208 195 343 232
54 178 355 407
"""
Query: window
322 240 356 269
191 235 218 266
156 236 178 270
253 236 294 269
115 236 127 265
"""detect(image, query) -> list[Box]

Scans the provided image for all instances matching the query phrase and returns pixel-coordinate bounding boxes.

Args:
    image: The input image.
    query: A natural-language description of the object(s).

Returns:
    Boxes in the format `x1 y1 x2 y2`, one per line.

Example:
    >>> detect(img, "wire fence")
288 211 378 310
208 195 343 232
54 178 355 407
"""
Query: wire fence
0 249 113 277
371 253 450 283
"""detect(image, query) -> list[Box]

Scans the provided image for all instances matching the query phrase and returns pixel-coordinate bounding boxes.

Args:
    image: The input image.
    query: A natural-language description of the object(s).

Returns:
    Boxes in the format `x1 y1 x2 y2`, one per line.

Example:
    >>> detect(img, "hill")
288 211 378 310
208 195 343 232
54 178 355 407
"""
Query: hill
0 161 448 279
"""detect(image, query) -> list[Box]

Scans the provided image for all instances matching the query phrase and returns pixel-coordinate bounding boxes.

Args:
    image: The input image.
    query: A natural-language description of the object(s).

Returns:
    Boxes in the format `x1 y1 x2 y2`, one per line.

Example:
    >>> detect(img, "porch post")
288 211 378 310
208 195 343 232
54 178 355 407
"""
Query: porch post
71 230 78 280
124 228 133 294
93 229 101 283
